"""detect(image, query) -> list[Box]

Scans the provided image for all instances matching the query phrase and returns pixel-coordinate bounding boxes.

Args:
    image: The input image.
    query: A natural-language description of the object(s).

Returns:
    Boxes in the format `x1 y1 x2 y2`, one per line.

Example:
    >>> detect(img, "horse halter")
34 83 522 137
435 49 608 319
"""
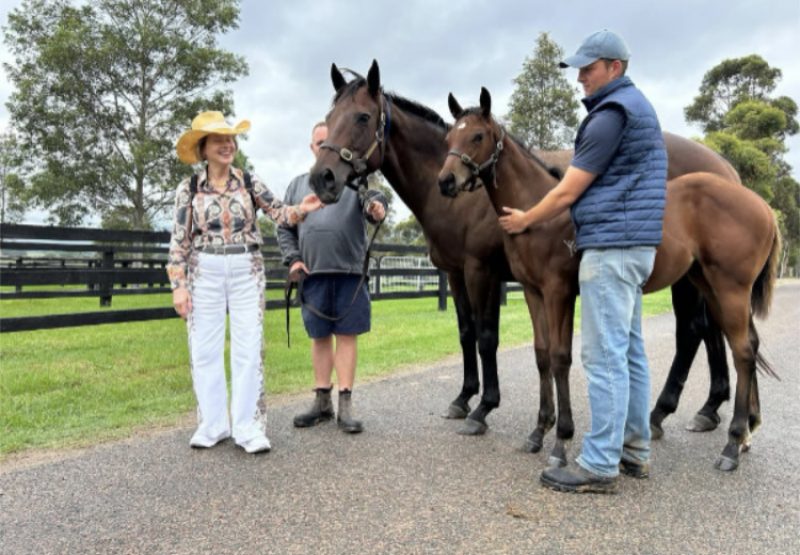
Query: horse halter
446 126 505 191
319 94 391 192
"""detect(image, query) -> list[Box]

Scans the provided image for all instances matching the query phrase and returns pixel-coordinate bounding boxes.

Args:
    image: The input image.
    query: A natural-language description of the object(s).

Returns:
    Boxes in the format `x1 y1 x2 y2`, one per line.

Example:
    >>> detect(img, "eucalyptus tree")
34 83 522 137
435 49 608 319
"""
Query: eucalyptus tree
3 0 248 228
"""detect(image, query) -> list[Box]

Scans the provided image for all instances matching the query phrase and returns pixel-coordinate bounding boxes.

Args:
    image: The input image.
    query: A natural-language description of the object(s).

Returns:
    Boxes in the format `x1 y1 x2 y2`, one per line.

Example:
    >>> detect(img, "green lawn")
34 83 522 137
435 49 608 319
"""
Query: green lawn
0 289 673 457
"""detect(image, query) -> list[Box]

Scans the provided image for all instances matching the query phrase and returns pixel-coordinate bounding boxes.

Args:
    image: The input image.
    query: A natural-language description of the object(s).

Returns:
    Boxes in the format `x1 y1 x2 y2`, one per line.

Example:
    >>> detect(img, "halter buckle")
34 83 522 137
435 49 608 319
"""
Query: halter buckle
340 148 354 162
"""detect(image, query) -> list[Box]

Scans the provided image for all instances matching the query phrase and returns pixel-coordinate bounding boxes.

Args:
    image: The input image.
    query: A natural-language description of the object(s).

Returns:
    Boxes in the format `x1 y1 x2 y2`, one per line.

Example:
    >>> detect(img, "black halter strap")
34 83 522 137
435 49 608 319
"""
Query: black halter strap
446 126 506 191
319 94 391 192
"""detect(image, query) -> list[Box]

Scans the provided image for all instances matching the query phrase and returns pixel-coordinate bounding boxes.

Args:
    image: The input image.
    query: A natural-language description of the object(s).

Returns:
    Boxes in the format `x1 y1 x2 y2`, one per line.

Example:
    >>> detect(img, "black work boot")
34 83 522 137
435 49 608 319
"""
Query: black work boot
540 464 619 494
293 386 334 428
619 458 650 479
337 389 363 434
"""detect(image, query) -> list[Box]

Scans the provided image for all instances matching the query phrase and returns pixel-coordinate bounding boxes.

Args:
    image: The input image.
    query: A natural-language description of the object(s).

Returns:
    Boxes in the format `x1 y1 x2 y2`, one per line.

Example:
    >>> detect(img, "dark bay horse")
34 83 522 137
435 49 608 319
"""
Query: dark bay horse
310 60 738 446
438 88 780 470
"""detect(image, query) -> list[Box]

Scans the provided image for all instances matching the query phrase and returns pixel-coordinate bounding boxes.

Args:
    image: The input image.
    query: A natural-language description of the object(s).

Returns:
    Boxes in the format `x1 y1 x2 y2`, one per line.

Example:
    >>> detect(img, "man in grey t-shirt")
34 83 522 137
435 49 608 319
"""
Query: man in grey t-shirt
278 122 387 433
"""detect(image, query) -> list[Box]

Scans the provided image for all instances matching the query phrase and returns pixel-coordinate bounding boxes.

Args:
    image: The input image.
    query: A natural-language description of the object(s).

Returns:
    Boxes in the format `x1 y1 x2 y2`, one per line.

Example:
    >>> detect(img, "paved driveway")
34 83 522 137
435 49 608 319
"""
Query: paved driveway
1 282 798 555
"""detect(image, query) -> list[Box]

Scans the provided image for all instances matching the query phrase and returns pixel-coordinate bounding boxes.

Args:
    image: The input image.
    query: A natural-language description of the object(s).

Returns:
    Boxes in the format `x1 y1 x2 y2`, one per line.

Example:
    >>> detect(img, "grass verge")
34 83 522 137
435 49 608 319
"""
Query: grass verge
0 289 673 457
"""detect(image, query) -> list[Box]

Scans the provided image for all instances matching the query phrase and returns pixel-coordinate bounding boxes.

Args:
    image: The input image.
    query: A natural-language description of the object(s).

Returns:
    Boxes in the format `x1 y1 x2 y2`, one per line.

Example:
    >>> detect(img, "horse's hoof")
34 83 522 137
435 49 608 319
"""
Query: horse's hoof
522 433 544 453
714 455 739 472
457 418 487 436
442 401 469 420
685 413 720 433
650 423 664 440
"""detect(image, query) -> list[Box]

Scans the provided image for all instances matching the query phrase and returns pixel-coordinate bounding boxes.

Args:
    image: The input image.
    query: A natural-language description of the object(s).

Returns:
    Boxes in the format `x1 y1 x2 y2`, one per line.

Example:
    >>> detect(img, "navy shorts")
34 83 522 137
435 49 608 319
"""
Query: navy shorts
299 274 371 338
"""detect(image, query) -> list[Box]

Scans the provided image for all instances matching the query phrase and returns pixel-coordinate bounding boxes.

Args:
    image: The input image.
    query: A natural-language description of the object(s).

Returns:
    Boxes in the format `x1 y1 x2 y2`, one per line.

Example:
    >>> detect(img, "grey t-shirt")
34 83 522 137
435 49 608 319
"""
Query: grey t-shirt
276 173 387 275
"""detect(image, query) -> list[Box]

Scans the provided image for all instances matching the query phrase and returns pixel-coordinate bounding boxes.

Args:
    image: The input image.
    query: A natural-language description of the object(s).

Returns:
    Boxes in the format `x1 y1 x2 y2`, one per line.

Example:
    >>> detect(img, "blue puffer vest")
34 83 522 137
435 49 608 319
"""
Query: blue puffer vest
571 76 667 250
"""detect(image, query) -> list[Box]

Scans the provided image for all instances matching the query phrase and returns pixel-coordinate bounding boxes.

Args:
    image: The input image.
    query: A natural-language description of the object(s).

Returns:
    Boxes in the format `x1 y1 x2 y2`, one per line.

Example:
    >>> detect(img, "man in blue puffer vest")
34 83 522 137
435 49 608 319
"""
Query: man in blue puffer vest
500 29 667 493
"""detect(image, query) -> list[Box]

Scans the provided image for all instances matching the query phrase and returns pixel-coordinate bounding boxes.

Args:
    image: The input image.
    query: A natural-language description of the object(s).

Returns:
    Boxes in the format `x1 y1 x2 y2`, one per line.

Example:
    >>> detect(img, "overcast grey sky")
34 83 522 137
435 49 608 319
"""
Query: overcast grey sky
1 0 798 225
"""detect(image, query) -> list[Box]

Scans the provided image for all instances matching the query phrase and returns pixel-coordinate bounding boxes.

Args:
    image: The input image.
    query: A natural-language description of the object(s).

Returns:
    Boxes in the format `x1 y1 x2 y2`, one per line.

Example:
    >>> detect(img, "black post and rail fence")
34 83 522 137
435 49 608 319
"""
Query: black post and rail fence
1 224 522 333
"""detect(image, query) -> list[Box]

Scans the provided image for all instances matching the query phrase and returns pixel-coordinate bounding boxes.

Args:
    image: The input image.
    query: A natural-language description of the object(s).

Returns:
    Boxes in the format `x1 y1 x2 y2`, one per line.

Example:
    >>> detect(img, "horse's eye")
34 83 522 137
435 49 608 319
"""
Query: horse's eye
472 133 484 143
356 113 371 125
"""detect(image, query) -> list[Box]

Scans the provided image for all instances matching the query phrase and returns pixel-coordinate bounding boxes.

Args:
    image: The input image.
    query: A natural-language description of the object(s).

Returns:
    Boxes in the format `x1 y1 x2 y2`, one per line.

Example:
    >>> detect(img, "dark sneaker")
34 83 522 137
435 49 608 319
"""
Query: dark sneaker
540 465 619 494
619 458 650 479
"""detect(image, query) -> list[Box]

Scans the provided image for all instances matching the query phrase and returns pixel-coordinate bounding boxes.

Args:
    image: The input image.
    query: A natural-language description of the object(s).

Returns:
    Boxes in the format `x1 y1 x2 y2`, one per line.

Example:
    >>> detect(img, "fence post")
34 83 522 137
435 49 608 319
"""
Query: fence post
99 249 114 307
500 281 508 306
437 270 447 311
121 260 129 289
15 257 23 293
87 260 95 291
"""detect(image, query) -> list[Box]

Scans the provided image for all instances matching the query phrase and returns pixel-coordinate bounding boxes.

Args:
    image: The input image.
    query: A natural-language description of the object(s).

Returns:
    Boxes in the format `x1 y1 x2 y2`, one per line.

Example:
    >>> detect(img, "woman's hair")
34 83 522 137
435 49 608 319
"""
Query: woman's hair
198 135 239 162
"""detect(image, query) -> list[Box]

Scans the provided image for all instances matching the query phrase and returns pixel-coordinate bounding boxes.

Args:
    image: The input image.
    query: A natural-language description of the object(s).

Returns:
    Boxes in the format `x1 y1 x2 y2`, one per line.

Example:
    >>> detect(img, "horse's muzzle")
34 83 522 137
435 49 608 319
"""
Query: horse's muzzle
310 168 344 204
438 173 459 198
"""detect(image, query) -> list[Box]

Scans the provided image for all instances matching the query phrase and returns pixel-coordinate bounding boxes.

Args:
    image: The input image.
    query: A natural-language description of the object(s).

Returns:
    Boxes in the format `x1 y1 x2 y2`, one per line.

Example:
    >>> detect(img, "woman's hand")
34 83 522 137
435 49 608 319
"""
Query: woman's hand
299 193 324 215
173 287 192 319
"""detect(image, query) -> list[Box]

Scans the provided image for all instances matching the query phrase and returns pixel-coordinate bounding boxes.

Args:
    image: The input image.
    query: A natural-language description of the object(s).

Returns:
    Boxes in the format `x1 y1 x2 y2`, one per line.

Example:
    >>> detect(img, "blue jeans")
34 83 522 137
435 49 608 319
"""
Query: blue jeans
576 247 656 477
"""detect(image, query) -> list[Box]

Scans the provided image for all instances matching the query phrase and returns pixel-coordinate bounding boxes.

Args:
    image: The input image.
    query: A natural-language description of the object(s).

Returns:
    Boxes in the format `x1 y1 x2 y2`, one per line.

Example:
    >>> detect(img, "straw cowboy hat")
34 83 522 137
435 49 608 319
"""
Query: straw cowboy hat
176 111 251 164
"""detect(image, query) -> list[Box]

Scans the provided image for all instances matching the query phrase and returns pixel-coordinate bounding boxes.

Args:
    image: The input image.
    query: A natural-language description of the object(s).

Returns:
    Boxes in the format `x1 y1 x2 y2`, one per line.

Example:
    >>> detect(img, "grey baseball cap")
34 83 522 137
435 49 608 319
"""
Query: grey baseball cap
559 30 630 68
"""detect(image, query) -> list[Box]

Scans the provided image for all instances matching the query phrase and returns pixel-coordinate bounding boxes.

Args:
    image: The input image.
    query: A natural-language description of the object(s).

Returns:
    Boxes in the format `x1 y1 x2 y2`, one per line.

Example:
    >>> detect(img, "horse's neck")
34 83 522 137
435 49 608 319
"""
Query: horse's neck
380 109 449 225
488 135 557 214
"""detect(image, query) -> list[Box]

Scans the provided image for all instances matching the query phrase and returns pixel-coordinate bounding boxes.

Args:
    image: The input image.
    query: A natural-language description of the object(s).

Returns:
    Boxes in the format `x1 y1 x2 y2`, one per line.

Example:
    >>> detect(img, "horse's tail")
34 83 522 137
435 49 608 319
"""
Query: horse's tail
751 220 782 319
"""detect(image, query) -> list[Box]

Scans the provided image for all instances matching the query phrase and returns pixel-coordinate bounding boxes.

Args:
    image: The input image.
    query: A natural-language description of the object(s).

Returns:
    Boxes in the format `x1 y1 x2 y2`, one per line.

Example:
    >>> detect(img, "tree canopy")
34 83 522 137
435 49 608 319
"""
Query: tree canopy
3 0 248 228
506 32 580 150
0 132 27 224
685 54 799 273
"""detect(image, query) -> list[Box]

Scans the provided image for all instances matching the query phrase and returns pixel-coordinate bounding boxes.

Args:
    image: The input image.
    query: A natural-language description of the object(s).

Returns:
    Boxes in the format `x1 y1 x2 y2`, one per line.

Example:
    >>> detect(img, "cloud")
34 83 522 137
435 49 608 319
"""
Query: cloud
1 0 798 221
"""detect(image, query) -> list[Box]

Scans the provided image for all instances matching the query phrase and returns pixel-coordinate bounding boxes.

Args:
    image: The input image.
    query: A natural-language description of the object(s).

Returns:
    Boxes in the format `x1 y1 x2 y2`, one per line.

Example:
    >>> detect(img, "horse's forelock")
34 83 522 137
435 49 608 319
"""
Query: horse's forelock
332 77 366 104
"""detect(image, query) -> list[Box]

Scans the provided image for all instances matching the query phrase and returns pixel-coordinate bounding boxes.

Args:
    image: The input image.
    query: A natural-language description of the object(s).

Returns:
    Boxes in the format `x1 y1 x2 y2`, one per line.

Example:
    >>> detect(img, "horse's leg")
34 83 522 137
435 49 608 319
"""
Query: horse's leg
442 271 479 419
650 278 701 438
743 372 760 453
689 313 729 432
457 264 502 435
744 317 762 451
650 277 729 438
705 287 755 472
522 290 556 453
543 286 576 468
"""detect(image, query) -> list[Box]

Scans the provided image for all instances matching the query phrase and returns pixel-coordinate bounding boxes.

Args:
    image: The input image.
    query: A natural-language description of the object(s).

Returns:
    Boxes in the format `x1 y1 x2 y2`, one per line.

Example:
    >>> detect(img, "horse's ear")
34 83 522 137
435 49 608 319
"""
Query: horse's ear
367 59 381 97
331 63 347 92
480 87 492 118
448 93 464 120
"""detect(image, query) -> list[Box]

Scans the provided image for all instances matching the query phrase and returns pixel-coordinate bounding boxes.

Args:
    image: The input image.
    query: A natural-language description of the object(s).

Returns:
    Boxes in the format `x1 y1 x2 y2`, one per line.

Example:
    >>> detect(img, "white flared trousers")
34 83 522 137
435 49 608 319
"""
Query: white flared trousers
187 251 266 443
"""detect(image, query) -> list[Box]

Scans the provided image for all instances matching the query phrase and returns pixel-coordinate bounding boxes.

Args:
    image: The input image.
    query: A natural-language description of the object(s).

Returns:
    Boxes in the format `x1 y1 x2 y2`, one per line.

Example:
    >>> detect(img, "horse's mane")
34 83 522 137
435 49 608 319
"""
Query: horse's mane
332 77 449 131
332 78 559 179
387 94 449 130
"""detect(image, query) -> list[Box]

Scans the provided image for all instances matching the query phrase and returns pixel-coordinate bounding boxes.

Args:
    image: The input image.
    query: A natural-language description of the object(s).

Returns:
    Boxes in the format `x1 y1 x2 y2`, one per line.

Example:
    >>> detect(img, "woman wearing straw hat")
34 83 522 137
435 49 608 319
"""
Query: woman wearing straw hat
168 111 322 454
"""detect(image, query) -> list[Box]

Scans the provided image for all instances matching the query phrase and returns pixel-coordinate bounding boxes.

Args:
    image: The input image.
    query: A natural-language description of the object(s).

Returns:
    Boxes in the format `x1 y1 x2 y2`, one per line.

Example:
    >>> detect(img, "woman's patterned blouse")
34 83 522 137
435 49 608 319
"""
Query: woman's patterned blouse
167 167 303 290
